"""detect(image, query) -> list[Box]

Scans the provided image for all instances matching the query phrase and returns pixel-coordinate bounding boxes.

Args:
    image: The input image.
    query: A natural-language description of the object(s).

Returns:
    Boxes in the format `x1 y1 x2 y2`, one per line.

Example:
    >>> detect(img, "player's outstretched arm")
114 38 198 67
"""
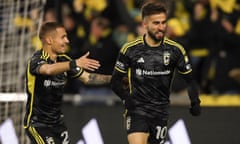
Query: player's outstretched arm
78 71 112 85
38 62 71 75
37 52 100 75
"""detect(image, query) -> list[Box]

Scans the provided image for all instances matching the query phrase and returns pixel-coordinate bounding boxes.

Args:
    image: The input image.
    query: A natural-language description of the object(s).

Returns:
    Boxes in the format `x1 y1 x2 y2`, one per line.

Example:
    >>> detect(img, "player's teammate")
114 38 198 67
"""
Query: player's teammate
24 22 111 144
111 2 201 144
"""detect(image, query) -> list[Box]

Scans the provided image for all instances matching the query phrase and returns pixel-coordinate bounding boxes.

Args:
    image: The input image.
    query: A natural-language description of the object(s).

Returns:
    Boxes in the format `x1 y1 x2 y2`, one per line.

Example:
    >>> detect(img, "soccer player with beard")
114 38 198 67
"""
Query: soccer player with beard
111 2 201 144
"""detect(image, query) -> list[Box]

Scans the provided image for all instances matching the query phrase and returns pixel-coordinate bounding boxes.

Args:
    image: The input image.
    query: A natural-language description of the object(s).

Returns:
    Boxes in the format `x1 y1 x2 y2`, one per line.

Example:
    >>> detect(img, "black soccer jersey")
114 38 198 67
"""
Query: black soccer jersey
24 50 83 127
113 35 192 119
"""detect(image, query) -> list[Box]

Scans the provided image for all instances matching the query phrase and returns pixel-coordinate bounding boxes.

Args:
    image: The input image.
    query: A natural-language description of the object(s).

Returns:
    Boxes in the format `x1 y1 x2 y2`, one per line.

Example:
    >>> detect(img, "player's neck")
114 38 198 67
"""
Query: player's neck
42 46 57 62
144 34 162 47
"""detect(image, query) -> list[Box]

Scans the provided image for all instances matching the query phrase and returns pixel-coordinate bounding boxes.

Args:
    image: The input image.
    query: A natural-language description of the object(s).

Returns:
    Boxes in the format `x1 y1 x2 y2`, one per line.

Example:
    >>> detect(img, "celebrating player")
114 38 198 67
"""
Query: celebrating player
111 2 201 144
24 22 111 144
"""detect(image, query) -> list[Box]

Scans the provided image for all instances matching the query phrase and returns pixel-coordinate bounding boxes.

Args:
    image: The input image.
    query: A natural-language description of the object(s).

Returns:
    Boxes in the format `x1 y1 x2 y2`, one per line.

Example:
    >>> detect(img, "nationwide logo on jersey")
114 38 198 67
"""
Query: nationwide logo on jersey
137 57 145 63
44 80 51 87
163 51 170 65
136 69 143 75
43 80 65 88
136 68 171 76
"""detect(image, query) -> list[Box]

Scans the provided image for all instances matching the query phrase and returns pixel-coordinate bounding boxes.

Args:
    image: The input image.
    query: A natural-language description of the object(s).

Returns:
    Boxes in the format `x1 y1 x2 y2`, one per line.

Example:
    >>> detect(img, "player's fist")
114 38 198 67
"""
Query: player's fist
189 102 201 116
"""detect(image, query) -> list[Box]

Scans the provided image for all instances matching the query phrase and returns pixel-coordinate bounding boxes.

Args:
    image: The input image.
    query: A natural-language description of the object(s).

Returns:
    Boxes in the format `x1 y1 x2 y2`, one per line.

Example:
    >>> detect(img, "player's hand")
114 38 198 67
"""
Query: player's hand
189 102 201 116
76 52 100 71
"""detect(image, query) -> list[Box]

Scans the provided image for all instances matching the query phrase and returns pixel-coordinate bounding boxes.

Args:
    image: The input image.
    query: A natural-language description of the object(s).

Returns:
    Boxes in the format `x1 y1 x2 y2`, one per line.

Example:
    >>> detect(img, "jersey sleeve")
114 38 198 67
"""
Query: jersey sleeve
111 48 130 100
29 56 47 75
176 46 192 74
114 50 129 74
175 46 200 104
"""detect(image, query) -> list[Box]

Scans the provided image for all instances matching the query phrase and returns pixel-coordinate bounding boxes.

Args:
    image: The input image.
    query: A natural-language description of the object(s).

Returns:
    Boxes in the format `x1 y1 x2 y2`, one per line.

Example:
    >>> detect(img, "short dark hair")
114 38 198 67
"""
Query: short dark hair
141 2 167 19
39 22 64 41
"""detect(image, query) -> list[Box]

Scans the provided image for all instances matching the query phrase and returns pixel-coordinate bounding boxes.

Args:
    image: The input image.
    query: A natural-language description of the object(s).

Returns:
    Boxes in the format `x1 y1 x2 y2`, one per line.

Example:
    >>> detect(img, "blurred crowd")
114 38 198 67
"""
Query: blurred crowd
18 0 240 95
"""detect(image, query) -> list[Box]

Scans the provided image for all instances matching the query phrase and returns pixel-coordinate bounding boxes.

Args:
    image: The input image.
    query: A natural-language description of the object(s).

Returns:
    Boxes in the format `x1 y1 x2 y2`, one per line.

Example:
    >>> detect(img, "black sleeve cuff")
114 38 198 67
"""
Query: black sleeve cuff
69 60 77 70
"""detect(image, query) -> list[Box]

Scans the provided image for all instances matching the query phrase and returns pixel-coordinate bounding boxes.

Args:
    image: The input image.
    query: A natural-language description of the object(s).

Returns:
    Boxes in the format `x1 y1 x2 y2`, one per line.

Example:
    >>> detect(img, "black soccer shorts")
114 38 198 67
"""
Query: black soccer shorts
125 112 168 144
25 123 70 144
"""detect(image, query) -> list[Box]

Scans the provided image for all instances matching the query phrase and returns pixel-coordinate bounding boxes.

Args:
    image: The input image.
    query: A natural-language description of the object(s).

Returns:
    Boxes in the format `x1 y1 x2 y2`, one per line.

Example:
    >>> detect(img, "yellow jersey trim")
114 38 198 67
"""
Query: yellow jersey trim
121 36 144 54
24 61 36 128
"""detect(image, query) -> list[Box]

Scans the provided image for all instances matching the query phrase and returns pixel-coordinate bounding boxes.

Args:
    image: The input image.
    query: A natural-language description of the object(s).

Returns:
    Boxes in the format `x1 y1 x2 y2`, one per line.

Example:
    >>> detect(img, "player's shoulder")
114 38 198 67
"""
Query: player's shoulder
28 49 48 66
31 49 42 57
120 36 144 54
163 37 186 55
163 37 183 48
30 49 46 60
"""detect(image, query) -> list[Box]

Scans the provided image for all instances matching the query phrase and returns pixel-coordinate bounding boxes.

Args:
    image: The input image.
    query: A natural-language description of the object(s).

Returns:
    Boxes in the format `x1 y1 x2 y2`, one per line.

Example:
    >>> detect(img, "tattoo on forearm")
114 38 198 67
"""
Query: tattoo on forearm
86 74 111 85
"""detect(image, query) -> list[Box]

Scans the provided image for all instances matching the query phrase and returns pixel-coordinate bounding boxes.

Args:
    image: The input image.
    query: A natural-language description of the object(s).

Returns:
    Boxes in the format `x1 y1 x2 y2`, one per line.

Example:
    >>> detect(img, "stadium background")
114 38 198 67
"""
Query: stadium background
62 103 240 144
1 0 240 144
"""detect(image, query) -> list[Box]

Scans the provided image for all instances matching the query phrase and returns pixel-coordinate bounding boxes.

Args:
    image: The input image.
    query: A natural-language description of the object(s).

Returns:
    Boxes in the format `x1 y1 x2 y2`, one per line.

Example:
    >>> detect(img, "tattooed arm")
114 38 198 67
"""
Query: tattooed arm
78 71 112 85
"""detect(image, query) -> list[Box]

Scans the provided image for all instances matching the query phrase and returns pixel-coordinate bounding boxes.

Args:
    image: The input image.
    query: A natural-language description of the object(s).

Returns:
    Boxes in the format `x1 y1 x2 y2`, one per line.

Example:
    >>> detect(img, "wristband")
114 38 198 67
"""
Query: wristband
69 60 77 70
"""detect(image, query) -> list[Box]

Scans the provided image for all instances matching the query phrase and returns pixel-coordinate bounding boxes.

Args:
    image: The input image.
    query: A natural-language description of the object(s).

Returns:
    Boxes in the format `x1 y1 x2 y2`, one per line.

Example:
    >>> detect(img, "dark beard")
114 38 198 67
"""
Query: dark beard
148 30 164 43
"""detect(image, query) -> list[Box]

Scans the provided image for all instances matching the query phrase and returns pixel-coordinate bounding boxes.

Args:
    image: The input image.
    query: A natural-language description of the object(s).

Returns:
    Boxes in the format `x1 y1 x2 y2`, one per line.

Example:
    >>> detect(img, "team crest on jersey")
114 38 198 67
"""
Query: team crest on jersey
163 51 170 65
126 116 131 130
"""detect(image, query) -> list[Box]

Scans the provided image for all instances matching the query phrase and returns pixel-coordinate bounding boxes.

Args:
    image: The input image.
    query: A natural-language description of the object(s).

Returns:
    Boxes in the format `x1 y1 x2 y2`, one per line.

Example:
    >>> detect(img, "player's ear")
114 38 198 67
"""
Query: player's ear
45 36 52 44
142 19 147 29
